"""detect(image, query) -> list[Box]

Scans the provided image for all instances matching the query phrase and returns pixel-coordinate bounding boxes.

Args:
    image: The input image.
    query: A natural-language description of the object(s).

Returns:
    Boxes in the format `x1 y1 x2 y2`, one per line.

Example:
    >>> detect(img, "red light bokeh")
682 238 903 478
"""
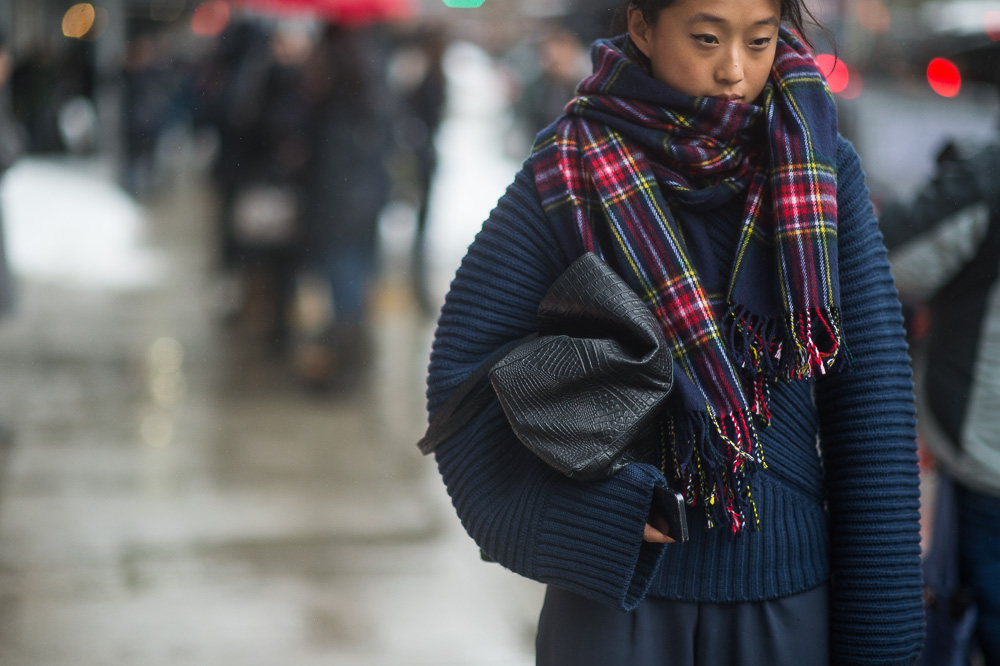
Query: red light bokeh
191 1 231 37
926 57 962 97
815 53 849 94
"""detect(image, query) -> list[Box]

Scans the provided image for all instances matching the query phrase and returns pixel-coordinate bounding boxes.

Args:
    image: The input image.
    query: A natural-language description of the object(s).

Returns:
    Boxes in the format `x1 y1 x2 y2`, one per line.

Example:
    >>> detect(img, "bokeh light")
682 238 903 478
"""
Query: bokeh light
191 0 231 37
927 57 962 97
839 67 864 100
62 3 96 39
986 10 1000 41
815 53 849 94
148 337 184 374
854 0 891 33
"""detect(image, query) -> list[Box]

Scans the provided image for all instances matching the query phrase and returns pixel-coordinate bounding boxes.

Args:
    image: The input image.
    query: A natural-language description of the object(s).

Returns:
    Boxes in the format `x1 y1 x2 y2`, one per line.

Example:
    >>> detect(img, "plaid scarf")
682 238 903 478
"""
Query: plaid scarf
530 30 844 533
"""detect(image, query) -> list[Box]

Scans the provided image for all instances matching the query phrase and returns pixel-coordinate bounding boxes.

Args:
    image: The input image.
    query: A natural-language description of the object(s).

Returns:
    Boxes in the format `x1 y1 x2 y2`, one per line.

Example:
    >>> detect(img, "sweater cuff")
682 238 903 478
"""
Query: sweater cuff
532 463 667 611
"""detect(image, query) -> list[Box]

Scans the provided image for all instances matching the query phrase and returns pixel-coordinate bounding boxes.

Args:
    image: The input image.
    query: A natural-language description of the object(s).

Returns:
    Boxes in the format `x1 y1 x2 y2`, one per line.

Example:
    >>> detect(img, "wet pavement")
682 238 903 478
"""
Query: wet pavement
0 44 546 664
0 161 544 666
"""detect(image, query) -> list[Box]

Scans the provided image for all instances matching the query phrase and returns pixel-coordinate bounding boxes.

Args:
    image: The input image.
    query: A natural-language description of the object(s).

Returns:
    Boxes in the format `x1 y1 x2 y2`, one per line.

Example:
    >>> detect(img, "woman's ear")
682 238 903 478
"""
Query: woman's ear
627 7 654 58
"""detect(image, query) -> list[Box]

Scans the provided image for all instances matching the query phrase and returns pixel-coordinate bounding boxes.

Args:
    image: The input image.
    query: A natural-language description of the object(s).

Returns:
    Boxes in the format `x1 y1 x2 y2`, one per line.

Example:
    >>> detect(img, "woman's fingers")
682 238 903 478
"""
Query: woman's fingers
643 522 676 544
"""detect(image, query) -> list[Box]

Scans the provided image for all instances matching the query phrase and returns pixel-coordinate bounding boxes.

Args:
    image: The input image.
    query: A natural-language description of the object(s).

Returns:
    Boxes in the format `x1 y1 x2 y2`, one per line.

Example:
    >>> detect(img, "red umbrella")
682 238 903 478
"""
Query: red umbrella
230 0 414 25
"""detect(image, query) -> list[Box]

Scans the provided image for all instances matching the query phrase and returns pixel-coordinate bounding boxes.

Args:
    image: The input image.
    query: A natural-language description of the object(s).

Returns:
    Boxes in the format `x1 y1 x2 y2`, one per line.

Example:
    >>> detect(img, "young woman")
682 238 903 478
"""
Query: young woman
425 0 925 663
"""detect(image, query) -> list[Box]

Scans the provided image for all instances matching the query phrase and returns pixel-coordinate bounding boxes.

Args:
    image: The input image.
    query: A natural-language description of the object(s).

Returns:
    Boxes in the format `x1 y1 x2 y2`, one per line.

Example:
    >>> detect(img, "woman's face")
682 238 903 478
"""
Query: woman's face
628 0 782 104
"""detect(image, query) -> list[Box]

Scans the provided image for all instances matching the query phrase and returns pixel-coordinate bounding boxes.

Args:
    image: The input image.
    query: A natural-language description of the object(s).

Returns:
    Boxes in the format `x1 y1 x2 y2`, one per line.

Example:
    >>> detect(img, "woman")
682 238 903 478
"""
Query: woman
425 0 925 663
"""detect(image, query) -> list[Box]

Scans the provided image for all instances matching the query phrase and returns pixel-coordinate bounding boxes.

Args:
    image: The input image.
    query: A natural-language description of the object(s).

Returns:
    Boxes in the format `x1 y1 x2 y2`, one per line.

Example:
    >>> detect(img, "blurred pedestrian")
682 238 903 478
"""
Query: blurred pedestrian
880 115 1000 663
294 24 393 391
10 46 62 153
516 28 590 138
195 21 311 354
392 25 447 315
122 34 172 198
423 0 924 664
193 20 271 315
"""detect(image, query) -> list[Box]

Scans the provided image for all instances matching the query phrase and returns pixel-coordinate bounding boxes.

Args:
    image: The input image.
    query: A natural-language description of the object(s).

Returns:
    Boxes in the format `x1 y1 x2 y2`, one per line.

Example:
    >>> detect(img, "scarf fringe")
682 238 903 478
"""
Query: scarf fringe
657 304 848 534
727 304 849 425
665 409 763 534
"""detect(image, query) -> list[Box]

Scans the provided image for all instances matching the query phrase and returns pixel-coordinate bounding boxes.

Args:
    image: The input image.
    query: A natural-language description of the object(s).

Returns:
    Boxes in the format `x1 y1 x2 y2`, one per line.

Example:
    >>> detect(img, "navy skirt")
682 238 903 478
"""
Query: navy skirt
536 583 829 666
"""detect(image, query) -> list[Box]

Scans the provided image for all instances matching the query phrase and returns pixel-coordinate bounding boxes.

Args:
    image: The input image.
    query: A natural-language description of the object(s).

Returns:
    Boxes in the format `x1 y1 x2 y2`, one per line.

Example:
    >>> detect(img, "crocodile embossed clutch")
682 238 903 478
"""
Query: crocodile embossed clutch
488 252 673 479
419 252 674 481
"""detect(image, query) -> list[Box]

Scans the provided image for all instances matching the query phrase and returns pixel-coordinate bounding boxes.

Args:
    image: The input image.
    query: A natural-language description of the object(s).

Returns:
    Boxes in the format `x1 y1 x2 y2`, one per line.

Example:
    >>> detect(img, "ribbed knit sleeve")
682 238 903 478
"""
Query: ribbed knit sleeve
426 165 669 610
815 138 925 665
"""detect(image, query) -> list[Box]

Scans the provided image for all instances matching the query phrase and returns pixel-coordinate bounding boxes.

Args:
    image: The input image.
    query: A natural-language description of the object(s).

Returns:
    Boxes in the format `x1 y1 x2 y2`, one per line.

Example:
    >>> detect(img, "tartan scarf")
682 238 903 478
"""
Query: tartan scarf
530 30 844 533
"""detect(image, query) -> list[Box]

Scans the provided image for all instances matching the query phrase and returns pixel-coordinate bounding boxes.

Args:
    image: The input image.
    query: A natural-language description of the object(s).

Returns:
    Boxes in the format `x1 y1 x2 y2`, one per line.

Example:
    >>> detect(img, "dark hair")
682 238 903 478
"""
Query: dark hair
610 0 831 50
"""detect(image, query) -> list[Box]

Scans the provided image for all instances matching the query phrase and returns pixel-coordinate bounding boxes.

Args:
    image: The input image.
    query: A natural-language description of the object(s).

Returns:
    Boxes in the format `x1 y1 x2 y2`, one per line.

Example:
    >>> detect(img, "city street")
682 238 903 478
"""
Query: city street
0 28 989 665
0 41 544 666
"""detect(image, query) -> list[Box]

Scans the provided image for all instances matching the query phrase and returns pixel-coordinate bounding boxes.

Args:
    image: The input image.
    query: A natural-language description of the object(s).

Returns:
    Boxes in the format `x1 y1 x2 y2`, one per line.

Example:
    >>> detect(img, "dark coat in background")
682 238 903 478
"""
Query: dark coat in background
300 25 392 262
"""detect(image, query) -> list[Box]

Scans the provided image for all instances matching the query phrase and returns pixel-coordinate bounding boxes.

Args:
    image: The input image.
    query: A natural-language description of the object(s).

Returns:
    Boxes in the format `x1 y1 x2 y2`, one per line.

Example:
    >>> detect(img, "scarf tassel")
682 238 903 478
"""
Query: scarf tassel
787 307 848 378
727 305 849 423
665 409 763 533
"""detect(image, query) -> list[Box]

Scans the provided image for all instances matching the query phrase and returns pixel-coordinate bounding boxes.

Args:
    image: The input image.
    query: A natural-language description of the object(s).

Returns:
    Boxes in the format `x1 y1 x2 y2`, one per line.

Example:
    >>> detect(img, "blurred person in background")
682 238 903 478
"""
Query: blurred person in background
294 23 393 391
424 0 925 663
562 0 618 44
122 34 173 198
230 22 313 357
879 58 1000 665
0 31 25 445
193 20 271 316
390 25 447 316
10 46 63 154
515 28 590 139
194 21 312 356
10 40 93 156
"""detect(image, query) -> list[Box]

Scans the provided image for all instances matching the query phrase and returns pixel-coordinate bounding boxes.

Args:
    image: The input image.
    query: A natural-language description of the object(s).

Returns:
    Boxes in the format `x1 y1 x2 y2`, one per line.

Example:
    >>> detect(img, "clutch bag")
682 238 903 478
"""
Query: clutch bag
418 252 674 480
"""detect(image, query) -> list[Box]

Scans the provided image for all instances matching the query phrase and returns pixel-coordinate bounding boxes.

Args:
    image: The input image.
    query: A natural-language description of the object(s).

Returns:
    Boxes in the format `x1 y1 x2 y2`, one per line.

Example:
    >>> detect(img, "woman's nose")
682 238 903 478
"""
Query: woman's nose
717 48 744 84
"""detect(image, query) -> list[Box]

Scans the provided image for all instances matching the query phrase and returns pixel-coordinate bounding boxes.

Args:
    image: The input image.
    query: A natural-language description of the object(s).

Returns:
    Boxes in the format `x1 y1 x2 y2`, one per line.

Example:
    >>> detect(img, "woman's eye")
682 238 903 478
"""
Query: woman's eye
749 37 772 48
692 33 719 45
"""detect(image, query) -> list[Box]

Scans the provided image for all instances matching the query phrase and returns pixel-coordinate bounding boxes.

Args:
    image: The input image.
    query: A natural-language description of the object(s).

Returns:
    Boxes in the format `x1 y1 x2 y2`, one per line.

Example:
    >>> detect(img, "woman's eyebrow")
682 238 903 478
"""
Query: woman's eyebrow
688 13 780 27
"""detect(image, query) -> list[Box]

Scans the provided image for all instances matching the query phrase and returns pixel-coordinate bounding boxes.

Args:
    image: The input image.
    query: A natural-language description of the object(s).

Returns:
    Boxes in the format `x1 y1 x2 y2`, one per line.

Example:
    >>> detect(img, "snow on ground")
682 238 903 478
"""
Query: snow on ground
0 157 166 291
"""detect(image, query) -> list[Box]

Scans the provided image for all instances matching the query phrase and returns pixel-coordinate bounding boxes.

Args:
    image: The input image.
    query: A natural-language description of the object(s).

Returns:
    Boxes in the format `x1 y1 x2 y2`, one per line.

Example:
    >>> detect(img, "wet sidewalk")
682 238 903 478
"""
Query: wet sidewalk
0 150 543 665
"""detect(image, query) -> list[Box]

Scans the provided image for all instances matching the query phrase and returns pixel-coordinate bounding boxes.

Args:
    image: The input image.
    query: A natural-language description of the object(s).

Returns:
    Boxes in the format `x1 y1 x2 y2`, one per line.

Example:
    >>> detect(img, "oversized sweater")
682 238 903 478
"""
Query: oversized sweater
426 134 924 665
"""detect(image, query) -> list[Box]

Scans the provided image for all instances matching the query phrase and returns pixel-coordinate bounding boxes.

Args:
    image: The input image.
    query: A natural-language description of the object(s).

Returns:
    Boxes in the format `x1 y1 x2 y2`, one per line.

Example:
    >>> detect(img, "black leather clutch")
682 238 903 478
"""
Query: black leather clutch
418 252 674 480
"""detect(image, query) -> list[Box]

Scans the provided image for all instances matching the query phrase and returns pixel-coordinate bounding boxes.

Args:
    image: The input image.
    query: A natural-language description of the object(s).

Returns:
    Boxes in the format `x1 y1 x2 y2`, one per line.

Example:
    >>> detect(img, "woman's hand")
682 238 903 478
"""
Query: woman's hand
643 522 676 544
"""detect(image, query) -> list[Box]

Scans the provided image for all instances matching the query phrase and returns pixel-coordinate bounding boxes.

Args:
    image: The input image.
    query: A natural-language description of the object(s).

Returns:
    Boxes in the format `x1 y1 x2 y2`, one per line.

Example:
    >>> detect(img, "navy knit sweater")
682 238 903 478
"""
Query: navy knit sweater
426 135 924 664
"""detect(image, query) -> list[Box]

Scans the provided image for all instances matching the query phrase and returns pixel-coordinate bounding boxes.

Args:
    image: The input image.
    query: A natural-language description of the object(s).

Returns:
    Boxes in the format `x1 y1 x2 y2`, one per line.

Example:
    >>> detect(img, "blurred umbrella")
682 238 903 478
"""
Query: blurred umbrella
230 0 414 25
